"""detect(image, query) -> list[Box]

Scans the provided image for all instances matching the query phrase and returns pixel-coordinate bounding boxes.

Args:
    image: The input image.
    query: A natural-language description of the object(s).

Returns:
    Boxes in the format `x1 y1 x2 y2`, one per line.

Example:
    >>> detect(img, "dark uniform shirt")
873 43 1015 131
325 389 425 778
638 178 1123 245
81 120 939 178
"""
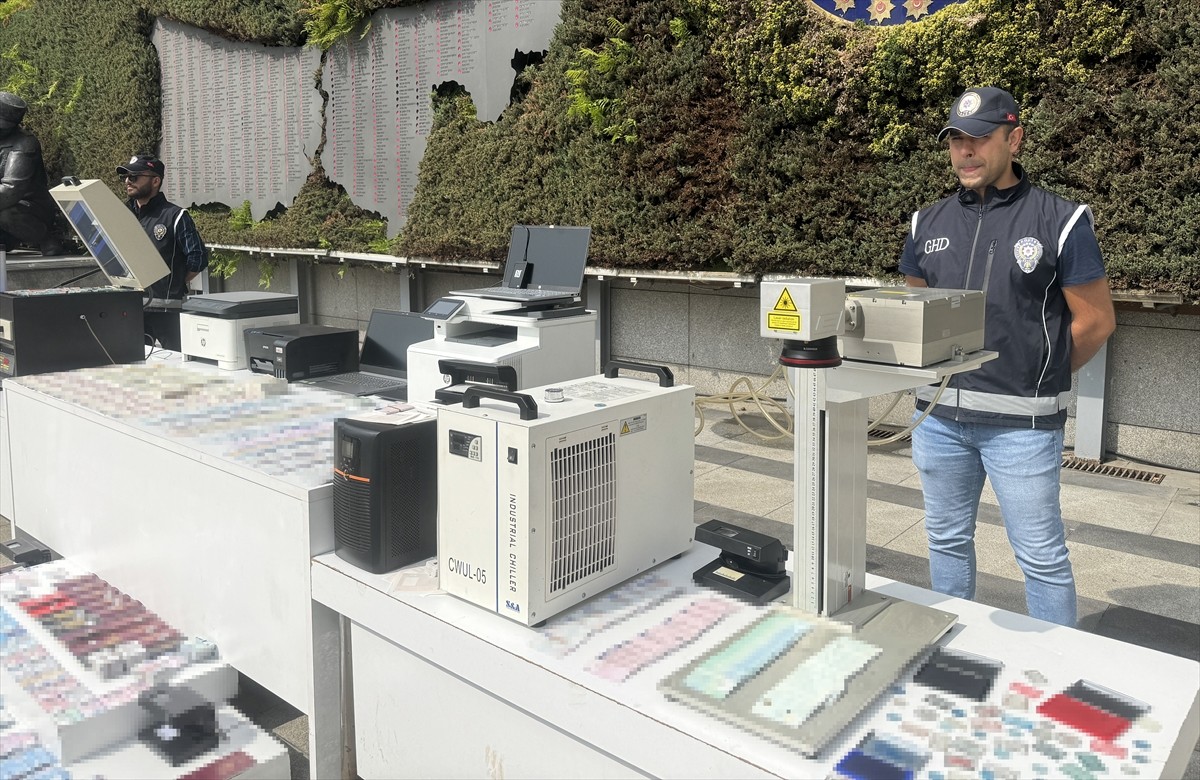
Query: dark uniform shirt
899 164 1106 429
126 192 208 300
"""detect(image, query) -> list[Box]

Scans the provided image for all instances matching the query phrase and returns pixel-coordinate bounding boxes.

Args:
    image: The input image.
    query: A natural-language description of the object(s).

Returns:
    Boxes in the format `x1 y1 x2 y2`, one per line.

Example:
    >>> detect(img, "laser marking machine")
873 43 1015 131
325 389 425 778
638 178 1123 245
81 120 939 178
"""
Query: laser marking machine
1 179 171 378
760 278 995 618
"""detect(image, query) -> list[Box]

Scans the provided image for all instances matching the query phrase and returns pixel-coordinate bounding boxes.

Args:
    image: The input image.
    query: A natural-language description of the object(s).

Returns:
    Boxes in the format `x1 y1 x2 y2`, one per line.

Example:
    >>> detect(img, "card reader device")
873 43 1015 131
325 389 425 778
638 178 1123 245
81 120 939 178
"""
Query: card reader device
693 519 790 605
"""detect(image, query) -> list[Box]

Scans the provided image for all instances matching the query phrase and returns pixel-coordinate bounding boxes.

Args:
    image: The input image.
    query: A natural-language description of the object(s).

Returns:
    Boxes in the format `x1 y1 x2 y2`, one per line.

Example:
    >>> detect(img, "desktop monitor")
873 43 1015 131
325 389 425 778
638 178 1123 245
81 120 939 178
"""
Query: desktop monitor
50 179 169 290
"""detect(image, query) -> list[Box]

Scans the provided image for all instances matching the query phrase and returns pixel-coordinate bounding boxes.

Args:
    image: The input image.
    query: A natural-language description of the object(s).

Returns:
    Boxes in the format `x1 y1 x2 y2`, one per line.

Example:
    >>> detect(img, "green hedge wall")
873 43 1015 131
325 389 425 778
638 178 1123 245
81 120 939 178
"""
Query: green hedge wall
1 0 1196 298
0 0 159 191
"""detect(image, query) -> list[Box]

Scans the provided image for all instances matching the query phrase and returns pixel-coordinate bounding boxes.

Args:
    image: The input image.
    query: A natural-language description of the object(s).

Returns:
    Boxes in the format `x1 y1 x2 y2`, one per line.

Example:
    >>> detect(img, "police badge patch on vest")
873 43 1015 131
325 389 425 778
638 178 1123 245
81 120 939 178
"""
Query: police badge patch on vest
1013 236 1043 273
154 223 167 240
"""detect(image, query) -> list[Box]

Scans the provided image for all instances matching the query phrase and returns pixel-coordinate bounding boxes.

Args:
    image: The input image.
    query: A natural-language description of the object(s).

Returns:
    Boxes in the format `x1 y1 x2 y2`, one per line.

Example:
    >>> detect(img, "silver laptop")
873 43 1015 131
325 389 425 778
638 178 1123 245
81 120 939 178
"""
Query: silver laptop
450 225 591 304
302 309 433 400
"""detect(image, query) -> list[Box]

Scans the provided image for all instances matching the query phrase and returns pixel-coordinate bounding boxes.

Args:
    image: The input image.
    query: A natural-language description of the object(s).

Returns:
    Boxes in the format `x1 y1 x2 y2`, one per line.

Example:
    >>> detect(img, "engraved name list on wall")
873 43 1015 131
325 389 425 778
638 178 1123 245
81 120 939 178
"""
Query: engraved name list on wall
323 0 562 236
152 19 323 220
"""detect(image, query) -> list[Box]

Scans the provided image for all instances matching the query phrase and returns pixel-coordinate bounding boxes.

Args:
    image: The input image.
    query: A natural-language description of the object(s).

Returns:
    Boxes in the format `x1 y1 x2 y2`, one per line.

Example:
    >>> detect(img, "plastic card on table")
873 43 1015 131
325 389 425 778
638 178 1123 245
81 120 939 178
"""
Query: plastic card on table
911 646 1003 702
833 729 931 780
587 597 739 683
9 363 381 487
1037 679 1150 742
865 654 1168 779
384 559 439 595
530 573 687 658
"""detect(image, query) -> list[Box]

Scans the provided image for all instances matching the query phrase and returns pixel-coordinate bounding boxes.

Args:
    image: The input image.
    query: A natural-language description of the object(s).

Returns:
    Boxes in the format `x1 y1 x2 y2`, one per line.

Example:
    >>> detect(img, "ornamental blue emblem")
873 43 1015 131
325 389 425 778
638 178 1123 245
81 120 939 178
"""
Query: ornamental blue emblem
1014 237 1043 273
807 0 971 25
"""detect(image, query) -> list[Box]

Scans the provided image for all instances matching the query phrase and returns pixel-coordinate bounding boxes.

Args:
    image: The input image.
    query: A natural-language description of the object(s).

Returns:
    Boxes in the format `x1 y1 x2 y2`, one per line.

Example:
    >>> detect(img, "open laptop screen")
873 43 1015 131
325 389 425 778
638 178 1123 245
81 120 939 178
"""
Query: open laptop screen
359 310 434 374
505 225 591 291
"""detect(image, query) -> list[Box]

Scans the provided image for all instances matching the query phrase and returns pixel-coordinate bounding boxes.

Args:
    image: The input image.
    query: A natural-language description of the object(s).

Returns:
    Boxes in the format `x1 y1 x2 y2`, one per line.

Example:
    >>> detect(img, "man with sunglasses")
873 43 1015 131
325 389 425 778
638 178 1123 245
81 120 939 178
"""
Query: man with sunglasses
899 87 1115 627
117 154 209 351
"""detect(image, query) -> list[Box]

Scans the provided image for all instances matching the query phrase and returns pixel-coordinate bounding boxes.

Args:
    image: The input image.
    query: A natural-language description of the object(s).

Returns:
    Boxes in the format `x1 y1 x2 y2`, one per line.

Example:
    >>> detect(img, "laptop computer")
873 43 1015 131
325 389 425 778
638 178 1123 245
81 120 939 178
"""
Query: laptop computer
302 309 433 400
450 225 591 304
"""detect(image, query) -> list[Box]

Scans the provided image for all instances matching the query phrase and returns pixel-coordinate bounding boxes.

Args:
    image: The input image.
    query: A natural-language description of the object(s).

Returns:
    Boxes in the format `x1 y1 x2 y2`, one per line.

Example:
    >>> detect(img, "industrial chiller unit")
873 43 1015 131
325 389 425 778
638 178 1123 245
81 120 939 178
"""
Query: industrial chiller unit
437 363 695 626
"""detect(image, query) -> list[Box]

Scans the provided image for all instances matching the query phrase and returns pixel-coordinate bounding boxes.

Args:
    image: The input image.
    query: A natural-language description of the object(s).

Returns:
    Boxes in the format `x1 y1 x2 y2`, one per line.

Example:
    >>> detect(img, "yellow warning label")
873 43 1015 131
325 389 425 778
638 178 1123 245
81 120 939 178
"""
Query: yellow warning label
620 414 647 435
773 288 797 312
768 313 801 332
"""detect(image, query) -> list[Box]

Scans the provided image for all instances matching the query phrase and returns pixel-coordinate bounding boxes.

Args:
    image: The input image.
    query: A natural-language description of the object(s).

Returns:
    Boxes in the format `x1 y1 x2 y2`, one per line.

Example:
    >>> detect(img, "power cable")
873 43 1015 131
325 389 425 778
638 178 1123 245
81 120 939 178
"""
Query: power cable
78 315 115 365
694 367 953 446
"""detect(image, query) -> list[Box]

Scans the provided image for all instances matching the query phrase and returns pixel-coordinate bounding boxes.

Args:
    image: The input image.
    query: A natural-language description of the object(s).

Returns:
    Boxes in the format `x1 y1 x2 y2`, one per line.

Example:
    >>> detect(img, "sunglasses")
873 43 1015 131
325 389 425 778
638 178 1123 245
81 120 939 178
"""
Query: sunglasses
119 173 158 182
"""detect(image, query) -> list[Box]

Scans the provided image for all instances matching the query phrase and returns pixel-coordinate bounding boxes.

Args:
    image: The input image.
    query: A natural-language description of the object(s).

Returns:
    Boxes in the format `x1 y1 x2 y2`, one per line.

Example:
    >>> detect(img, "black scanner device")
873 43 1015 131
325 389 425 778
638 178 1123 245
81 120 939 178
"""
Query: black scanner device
693 519 790 605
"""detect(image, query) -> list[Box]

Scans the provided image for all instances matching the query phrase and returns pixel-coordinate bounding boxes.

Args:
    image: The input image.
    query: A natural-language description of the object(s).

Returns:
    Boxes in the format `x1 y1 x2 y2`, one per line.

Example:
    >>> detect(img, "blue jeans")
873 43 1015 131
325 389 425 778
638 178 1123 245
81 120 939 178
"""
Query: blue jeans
911 413 1076 626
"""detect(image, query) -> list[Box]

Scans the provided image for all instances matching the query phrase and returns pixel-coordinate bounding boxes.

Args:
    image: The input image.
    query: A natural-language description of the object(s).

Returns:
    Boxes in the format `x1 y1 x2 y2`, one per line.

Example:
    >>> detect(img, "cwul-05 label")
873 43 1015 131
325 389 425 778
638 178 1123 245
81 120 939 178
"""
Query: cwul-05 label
446 557 486 584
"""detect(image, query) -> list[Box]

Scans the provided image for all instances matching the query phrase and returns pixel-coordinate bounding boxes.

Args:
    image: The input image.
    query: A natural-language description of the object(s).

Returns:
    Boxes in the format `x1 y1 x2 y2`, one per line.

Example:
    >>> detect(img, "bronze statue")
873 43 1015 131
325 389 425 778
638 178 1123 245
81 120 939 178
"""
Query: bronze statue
0 92 64 256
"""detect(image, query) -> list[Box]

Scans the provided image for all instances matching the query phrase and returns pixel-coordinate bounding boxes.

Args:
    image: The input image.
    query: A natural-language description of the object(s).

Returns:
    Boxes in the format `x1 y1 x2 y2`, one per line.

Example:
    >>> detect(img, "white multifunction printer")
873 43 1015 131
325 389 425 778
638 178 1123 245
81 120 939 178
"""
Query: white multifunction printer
437 363 696 626
408 295 597 404
180 291 300 369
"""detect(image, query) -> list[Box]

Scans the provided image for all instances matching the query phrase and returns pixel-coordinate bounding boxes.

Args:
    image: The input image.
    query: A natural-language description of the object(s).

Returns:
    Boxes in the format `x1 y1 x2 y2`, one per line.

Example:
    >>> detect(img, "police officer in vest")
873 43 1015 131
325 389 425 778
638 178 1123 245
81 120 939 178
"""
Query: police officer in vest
117 154 209 352
0 91 65 256
899 87 1116 627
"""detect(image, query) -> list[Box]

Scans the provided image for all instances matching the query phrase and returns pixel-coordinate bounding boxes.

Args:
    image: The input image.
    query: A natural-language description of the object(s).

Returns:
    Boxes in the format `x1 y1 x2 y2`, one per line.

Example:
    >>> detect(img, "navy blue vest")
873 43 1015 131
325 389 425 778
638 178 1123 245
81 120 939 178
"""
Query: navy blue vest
906 167 1093 429
127 192 190 300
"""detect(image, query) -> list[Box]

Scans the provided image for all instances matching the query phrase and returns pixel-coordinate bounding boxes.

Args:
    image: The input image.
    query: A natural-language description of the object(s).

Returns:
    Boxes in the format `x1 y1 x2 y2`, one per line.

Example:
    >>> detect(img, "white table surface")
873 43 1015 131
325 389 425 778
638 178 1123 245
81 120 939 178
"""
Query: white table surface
311 544 1200 779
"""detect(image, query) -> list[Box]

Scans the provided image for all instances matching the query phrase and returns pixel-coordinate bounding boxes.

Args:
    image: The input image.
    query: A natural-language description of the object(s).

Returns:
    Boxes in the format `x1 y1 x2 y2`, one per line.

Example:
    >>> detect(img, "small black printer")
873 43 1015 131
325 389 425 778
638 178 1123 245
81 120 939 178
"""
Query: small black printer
244 323 358 381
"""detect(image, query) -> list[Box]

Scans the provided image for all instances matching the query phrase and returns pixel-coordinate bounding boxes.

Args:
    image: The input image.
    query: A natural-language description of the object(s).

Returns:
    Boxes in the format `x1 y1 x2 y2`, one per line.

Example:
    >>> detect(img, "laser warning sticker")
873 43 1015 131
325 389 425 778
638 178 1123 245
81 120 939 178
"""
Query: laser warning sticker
768 313 801 331
620 414 647 435
768 287 802 332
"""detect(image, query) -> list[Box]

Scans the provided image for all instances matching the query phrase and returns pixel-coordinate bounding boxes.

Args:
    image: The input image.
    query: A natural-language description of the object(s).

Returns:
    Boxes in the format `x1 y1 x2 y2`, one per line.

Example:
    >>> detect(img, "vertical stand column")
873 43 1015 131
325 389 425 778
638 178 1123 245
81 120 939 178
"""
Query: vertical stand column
823 396 868 615
791 366 869 617
791 366 825 614
1074 340 1110 461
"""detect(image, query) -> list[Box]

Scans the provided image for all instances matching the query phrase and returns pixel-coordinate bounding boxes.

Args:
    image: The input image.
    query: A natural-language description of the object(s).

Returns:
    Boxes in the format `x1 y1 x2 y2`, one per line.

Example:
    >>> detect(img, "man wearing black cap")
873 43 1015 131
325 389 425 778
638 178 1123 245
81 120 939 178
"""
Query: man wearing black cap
899 87 1116 627
0 91 65 256
117 154 209 351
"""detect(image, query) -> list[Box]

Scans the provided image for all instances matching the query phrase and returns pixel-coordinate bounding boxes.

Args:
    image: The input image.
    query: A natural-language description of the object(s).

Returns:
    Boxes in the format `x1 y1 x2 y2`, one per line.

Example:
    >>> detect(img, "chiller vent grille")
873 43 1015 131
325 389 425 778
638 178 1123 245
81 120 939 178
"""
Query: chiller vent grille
548 432 617 595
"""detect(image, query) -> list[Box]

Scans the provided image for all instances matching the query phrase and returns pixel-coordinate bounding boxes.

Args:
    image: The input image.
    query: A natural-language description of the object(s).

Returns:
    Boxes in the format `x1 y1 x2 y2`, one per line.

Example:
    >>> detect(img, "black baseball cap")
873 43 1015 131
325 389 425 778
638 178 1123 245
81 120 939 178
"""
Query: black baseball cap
116 154 165 177
938 87 1020 141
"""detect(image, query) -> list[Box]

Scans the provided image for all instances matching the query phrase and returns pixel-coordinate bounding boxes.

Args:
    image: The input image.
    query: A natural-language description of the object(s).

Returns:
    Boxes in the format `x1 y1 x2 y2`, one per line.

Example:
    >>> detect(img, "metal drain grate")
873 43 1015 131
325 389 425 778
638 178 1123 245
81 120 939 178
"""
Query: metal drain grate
867 427 911 442
1061 457 1166 484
